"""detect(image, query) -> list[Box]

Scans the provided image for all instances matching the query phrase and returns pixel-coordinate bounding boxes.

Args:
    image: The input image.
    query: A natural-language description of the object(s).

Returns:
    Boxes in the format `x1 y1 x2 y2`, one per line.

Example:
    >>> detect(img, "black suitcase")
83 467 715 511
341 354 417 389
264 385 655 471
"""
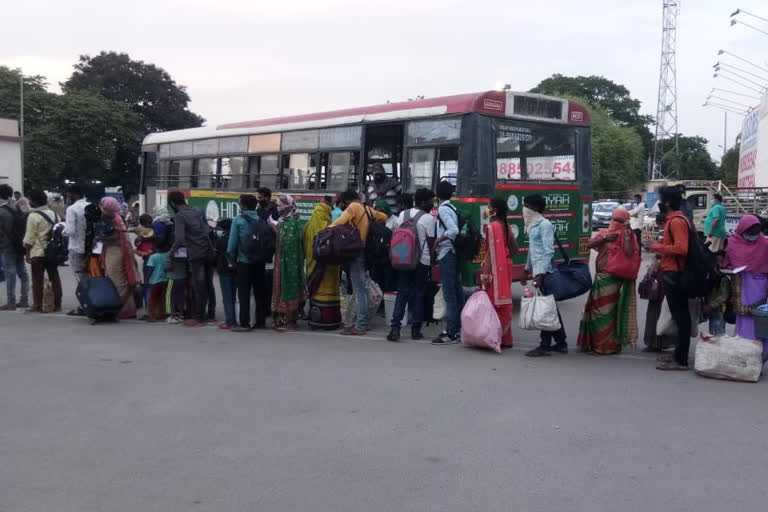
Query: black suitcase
76 277 123 324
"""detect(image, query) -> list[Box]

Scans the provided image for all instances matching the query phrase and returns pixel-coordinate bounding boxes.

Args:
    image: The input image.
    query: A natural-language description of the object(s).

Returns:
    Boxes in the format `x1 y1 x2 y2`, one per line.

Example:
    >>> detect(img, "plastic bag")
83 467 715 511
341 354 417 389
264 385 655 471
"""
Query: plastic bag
340 276 382 327
519 288 561 331
42 279 56 313
432 286 446 320
656 299 676 336
694 334 763 382
460 291 502 353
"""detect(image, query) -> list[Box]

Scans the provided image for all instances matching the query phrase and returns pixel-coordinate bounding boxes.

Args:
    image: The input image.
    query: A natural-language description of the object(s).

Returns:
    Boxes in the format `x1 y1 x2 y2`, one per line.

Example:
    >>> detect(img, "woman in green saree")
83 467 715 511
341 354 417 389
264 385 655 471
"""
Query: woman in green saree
271 195 306 332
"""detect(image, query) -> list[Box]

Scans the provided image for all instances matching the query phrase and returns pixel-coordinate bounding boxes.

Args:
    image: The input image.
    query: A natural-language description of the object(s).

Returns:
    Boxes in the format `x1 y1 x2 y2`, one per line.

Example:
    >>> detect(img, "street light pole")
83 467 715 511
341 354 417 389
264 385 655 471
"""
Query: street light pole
724 111 728 161
19 74 24 192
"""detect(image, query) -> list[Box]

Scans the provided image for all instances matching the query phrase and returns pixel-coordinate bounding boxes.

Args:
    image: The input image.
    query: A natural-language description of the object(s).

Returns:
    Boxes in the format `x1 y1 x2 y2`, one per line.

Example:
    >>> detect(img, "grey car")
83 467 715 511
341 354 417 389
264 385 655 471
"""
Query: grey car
592 202 620 229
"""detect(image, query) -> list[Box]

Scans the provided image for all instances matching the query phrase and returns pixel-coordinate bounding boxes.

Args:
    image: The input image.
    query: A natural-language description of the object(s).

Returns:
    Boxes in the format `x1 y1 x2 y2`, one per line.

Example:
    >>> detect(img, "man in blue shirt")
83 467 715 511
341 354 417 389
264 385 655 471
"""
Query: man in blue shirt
228 194 267 332
522 194 568 357
432 181 464 345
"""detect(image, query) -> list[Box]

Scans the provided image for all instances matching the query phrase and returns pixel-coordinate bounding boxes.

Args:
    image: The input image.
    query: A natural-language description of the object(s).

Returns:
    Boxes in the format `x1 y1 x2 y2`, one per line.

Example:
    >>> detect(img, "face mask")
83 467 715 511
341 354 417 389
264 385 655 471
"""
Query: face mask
744 233 759 242
374 174 385 184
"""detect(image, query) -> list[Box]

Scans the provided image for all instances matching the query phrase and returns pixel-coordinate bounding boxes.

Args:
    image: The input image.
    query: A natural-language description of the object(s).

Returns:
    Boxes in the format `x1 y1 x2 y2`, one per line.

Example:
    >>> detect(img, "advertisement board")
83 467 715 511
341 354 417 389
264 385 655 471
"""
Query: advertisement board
738 93 768 188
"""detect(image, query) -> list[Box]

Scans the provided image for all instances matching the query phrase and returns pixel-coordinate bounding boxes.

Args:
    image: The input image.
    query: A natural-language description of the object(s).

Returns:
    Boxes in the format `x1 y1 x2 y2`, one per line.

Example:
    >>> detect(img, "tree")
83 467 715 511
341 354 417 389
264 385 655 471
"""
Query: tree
0 66 56 137
588 101 646 197
62 51 204 133
661 136 718 180
531 74 654 158
718 144 740 186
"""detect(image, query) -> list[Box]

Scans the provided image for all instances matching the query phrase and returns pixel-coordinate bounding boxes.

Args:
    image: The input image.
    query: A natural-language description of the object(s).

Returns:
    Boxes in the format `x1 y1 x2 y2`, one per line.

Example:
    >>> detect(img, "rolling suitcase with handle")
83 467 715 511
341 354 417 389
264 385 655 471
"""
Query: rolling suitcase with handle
76 277 123 324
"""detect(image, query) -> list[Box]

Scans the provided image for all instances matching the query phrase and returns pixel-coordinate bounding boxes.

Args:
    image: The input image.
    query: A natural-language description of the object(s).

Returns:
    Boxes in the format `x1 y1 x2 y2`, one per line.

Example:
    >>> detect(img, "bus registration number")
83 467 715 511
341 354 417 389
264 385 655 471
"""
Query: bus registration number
526 155 575 180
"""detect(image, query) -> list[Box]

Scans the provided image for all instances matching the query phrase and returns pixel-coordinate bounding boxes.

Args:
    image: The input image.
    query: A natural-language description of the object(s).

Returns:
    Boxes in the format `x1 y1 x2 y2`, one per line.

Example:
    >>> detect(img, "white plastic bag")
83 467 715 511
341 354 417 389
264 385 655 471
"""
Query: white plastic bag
432 286 446 320
656 299 677 336
694 335 764 382
460 290 502 353
519 288 561 331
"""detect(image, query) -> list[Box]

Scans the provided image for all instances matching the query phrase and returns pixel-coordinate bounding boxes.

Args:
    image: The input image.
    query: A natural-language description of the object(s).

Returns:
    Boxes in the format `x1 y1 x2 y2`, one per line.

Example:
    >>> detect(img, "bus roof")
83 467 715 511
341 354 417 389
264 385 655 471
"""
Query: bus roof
142 90 590 146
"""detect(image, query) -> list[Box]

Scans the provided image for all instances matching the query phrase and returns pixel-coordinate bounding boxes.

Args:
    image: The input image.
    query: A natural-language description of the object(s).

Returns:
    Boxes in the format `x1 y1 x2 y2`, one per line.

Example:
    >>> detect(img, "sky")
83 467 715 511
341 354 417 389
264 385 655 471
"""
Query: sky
2 0 767 165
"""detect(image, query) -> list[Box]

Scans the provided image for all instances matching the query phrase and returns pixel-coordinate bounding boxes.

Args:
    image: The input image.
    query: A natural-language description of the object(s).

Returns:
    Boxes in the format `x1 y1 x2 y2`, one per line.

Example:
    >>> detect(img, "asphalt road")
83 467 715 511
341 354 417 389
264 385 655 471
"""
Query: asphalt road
1 255 767 512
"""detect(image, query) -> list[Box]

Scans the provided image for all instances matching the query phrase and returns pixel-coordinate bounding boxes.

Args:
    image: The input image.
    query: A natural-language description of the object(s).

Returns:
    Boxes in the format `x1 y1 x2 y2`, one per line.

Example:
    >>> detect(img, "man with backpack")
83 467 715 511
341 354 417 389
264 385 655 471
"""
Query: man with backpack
386 188 436 342
168 190 215 327
0 184 29 311
23 189 62 313
330 189 388 335
432 180 465 345
228 194 273 332
646 186 691 371
62 184 90 315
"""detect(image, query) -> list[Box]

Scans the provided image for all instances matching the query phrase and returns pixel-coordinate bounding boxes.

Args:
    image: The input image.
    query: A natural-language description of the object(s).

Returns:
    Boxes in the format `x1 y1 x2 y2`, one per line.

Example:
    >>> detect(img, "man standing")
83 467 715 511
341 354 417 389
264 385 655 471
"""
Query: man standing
330 189 388 335
168 190 215 327
628 193 645 249
386 188 436 342
0 185 29 310
13 191 30 213
62 185 89 315
228 194 269 332
522 194 568 357
646 186 690 371
256 187 279 223
704 193 727 252
23 189 62 313
432 180 464 345
366 163 402 216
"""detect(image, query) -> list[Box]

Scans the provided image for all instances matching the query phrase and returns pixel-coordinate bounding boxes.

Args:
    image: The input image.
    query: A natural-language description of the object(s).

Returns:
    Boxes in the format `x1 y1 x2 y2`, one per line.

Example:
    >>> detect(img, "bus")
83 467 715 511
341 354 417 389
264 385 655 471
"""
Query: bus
139 90 593 285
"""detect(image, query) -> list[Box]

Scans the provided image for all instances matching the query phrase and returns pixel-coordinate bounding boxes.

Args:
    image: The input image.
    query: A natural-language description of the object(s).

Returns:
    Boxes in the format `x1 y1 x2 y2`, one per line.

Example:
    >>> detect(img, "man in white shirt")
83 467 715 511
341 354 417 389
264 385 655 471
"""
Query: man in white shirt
62 185 89 315
386 188 436 342
628 193 645 250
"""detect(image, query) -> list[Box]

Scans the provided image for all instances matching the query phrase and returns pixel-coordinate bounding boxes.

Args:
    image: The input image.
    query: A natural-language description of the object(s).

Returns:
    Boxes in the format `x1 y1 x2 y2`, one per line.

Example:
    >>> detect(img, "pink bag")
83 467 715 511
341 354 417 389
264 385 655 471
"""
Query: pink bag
460 290 502 353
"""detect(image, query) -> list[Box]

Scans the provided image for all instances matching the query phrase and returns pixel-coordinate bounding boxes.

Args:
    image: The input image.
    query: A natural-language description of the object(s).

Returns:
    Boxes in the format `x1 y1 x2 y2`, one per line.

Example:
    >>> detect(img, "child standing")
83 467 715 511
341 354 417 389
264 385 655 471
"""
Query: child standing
703 251 730 336
144 249 170 322
215 218 237 329
131 213 155 306
165 257 188 325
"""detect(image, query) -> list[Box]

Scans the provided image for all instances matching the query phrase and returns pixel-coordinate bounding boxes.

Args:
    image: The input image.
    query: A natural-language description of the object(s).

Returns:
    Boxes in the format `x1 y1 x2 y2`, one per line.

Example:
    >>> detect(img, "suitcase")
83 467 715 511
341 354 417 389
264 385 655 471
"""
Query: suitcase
76 277 123 324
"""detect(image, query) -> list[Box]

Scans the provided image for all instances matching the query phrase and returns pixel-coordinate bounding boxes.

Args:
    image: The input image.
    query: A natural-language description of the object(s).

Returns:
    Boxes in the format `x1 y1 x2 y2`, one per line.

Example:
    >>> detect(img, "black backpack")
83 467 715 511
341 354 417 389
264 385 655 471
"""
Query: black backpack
241 213 276 263
35 211 69 266
364 205 392 270
2 204 27 255
670 216 718 298
437 203 482 261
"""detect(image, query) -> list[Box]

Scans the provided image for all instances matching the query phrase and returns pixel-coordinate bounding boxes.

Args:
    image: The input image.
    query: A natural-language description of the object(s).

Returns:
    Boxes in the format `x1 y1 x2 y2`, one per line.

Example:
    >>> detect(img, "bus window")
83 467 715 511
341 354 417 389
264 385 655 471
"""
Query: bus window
406 119 461 145
329 151 358 191
172 160 194 189
437 147 458 186
496 122 576 181
259 154 280 191
287 153 315 190
168 161 180 189
195 158 219 189
221 156 245 190
407 148 434 192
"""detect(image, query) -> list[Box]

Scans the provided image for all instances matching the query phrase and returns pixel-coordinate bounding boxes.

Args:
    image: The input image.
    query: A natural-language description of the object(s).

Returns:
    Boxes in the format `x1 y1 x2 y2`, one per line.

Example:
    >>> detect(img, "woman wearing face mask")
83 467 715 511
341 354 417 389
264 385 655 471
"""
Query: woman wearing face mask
723 215 768 361
479 197 519 347
270 195 306 332
577 208 639 355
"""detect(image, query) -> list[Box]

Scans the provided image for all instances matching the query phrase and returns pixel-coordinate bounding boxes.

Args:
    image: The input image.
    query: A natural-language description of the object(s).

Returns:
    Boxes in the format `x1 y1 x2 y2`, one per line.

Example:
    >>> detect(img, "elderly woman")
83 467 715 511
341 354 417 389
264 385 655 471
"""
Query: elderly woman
96 197 139 319
724 214 768 361
577 208 639 355
270 195 306 332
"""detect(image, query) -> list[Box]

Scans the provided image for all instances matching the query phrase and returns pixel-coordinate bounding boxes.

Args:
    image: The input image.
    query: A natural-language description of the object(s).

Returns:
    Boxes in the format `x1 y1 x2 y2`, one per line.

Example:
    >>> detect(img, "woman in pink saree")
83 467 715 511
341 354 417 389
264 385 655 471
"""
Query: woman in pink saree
480 197 519 347
97 197 138 319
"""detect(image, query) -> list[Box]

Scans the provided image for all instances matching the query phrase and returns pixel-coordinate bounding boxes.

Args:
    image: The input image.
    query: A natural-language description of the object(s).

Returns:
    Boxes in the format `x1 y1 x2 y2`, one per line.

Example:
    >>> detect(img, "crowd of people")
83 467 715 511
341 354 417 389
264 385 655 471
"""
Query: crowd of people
1 180 767 372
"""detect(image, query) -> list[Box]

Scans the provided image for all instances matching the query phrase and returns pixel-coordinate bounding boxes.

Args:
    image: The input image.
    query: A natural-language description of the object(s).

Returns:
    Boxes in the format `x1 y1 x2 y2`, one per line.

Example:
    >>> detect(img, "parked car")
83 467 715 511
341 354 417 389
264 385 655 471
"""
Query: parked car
592 201 620 229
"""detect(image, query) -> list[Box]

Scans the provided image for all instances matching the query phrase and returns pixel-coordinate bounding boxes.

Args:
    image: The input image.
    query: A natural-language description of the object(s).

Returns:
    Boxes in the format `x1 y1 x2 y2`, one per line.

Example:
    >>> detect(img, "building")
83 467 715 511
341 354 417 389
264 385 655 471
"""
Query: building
0 118 22 193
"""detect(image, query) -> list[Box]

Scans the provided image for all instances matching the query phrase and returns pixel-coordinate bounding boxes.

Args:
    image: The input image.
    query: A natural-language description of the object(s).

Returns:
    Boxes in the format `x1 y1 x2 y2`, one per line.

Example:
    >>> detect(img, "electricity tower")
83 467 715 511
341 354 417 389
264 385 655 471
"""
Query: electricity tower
651 0 680 180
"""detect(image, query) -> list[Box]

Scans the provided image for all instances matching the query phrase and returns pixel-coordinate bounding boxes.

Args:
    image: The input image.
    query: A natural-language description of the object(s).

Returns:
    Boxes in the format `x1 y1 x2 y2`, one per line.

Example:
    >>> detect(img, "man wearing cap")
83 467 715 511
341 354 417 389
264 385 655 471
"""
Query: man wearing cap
366 163 403 216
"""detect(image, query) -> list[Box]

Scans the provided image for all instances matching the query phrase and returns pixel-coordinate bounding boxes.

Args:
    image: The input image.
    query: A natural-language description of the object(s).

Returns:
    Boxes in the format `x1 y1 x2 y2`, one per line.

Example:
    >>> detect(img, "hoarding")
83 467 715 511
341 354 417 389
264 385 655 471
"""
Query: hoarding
738 93 768 187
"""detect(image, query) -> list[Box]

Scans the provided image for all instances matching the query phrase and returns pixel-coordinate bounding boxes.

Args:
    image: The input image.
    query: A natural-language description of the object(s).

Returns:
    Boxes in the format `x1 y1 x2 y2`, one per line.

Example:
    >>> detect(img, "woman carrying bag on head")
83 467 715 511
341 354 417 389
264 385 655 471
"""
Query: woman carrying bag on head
479 197 518 348
577 208 640 355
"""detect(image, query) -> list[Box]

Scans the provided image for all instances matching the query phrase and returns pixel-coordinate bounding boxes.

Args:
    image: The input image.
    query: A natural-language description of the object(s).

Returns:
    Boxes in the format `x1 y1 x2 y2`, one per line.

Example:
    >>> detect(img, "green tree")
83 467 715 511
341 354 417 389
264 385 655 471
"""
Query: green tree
0 66 56 139
718 144 740 186
661 135 718 180
62 51 204 132
531 74 654 158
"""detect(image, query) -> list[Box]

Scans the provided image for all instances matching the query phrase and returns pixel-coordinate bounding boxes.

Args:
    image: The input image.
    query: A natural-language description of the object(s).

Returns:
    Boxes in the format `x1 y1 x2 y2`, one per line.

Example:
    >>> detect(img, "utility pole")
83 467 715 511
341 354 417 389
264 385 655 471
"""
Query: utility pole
19 73 24 191
651 0 680 180
724 111 728 161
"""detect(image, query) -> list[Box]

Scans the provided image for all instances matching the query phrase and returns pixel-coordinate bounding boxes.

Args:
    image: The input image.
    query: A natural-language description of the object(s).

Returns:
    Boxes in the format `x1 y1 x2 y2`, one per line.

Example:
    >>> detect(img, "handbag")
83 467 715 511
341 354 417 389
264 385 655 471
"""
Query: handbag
541 233 592 301
519 287 562 331
638 264 664 301
604 228 641 280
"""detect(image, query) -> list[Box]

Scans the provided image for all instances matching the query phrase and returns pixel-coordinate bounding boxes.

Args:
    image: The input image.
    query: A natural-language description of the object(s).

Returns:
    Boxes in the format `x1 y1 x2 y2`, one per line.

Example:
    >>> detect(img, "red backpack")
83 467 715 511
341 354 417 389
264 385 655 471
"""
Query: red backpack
390 210 425 270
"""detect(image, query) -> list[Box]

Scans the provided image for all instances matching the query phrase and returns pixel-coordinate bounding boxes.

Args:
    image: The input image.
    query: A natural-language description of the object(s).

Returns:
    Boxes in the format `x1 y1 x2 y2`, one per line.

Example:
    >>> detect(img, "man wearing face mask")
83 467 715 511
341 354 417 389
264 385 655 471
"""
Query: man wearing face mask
522 194 568 357
366 163 402 216
645 186 690 371
255 187 279 223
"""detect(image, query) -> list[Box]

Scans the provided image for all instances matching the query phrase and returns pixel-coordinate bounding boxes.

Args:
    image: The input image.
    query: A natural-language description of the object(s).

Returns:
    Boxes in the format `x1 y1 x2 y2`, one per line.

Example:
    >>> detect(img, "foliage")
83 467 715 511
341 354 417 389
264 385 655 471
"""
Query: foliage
718 144 740 186
62 51 204 133
531 74 654 156
660 135 718 180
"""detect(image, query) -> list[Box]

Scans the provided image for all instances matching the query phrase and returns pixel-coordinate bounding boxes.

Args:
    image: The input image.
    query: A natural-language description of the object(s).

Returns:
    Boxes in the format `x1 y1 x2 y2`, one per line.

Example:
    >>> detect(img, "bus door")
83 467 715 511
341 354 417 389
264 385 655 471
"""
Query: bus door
364 123 404 188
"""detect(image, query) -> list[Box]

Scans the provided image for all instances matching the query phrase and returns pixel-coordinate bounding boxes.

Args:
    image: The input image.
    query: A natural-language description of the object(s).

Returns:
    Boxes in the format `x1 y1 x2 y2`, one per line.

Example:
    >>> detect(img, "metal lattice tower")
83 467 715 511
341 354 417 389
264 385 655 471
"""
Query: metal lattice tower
651 0 680 180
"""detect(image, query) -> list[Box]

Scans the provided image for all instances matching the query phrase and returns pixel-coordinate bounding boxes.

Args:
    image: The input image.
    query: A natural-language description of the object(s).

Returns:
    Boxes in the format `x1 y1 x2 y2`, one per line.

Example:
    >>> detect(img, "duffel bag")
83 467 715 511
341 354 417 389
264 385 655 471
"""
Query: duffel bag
541 234 591 301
